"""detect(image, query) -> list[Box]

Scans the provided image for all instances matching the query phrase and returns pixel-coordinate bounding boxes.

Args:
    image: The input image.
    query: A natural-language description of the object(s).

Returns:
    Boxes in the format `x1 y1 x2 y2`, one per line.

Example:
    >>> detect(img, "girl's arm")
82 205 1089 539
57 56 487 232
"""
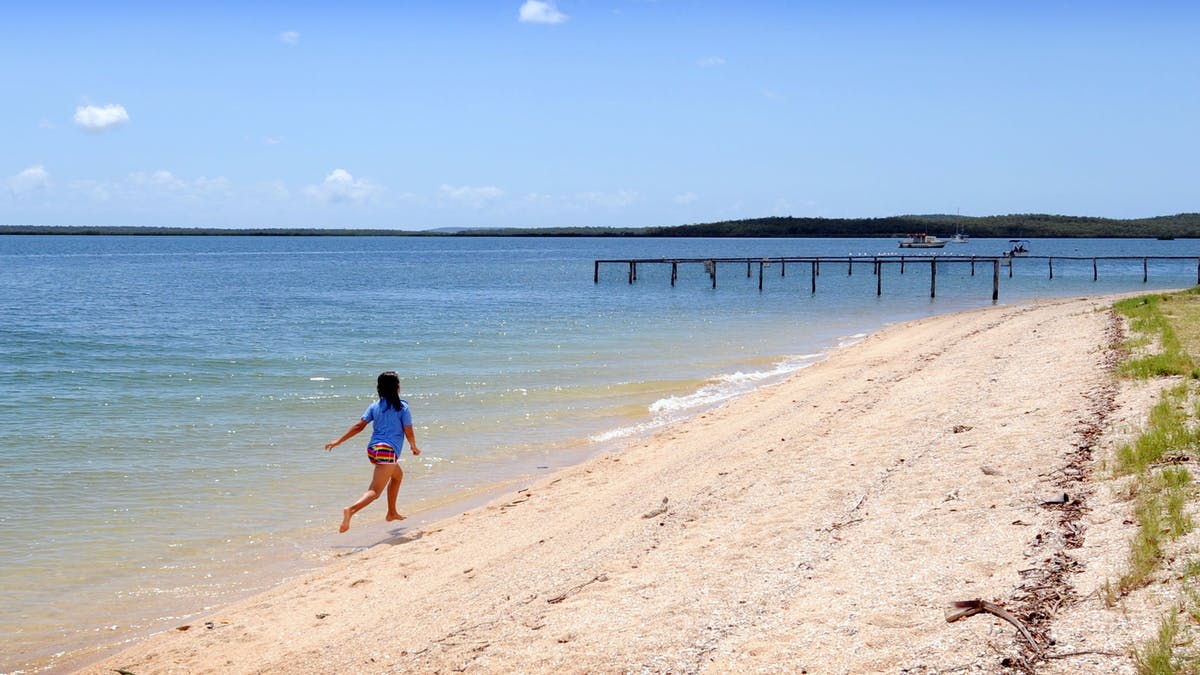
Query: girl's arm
325 420 368 451
404 425 421 456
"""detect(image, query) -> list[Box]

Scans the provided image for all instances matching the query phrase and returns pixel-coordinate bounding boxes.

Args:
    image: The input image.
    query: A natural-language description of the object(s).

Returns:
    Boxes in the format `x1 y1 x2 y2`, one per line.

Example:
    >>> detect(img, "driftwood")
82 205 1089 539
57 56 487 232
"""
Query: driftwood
642 497 669 519
547 574 609 604
946 599 1040 654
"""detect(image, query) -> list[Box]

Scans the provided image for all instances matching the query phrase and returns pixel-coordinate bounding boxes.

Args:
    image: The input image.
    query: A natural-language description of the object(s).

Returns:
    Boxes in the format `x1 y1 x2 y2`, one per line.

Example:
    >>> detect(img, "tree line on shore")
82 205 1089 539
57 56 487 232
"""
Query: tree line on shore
3 212 1199 238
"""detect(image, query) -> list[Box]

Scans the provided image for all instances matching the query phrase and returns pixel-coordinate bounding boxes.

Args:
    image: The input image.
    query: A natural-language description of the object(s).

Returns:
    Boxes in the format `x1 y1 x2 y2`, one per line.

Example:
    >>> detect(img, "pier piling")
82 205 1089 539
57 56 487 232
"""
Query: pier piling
593 254 1195 300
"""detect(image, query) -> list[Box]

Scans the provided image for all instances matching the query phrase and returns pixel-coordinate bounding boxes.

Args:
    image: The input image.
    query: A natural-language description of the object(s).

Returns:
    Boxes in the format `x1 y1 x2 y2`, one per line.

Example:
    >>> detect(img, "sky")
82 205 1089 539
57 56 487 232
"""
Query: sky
2 1 1198 230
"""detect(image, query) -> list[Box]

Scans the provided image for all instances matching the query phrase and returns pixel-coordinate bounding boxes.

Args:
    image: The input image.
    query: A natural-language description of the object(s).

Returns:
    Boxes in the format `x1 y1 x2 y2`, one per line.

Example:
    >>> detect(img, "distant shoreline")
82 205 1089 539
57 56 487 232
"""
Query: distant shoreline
2 212 1199 239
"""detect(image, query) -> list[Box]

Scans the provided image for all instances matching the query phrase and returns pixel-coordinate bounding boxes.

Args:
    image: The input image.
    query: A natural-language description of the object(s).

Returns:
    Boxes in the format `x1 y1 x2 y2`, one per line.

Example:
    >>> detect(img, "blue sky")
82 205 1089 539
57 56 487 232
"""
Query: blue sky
2 1 1198 229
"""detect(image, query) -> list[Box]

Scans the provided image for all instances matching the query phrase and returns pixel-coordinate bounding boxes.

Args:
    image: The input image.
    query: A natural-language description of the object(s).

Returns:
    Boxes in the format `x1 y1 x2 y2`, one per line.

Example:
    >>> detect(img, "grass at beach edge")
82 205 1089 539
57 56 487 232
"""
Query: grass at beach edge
1109 290 1200 674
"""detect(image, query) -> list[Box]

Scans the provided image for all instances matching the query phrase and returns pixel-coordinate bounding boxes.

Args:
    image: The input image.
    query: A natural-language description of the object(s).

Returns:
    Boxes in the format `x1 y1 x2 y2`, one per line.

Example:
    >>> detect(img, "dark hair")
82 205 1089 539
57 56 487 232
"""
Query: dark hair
376 371 403 411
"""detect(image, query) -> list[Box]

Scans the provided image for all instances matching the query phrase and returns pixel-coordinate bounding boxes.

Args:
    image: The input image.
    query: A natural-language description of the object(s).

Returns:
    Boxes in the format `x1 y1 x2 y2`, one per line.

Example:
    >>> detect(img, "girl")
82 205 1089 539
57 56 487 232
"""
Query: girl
325 371 421 533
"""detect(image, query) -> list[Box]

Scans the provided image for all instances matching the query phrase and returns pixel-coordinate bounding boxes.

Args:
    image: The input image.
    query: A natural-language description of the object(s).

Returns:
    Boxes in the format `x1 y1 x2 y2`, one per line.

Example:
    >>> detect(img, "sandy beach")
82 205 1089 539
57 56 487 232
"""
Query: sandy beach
81 294 1164 674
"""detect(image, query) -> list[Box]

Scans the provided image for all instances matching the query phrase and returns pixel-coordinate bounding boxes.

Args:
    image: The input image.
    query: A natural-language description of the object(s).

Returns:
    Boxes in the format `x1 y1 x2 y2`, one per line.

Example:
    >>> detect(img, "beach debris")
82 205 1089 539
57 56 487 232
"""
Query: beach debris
547 573 609 604
945 599 1039 654
176 624 191 631
823 494 868 533
642 497 669 519
943 489 960 502
980 464 1001 476
315 613 330 619
1041 492 1071 505
115 670 137 675
204 621 215 630
952 424 973 433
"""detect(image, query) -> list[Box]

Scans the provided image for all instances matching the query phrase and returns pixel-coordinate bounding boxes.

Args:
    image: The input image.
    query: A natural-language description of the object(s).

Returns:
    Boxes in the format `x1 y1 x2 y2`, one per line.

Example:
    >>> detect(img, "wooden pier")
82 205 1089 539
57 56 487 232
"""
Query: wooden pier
594 254 1200 300
1011 255 1200 283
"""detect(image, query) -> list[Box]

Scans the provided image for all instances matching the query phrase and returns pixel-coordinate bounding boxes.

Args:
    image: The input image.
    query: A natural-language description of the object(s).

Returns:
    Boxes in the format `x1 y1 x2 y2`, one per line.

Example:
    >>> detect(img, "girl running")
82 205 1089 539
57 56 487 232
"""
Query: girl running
325 371 421 532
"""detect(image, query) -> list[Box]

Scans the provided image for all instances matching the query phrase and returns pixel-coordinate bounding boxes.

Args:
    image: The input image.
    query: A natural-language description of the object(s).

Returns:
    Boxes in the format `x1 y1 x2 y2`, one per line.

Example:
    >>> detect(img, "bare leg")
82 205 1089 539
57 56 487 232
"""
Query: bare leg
340 464 394 533
386 465 405 521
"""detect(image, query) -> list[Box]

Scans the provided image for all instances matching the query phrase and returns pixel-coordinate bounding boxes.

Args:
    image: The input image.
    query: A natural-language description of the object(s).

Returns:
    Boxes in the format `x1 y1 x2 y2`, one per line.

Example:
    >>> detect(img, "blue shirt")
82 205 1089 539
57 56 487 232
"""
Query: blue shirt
361 399 412 451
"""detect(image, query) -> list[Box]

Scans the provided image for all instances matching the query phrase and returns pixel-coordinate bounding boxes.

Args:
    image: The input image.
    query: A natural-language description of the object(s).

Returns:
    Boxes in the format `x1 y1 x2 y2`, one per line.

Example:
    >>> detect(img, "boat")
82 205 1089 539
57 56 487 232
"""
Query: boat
950 227 969 244
898 233 946 249
1003 239 1030 257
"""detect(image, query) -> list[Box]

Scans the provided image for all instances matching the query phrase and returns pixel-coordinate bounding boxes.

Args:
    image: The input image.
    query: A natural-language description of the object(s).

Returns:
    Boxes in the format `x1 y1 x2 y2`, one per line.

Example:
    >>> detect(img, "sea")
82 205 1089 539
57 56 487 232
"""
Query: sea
0 234 1195 672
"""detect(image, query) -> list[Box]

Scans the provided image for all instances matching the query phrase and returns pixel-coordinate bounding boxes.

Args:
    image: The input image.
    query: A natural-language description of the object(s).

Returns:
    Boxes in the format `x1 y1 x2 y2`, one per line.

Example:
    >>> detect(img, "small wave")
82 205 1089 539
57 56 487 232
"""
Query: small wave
836 333 868 348
309 377 331 382
589 353 825 444
590 422 659 443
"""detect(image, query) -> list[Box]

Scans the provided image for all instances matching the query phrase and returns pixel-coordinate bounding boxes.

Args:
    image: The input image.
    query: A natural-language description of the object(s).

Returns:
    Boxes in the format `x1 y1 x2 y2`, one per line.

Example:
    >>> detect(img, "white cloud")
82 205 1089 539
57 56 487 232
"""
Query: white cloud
193 176 232 194
7 165 51 196
674 192 698 205
78 181 112 202
264 136 283 145
578 190 637 209
440 184 505 207
698 56 725 67
519 0 568 24
260 180 290 200
74 104 130 132
130 170 186 190
516 189 638 211
121 170 231 201
279 30 300 45
68 171 231 205
305 169 380 204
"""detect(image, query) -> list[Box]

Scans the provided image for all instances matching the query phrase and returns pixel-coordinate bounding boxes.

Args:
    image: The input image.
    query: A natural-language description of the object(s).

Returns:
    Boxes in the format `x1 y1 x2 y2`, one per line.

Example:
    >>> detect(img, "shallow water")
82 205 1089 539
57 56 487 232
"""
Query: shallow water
0 234 1194 671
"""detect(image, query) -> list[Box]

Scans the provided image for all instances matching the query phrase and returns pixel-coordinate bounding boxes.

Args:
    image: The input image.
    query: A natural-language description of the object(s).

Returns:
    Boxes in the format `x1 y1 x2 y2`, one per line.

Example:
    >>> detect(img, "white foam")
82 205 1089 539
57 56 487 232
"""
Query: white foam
308 377 331 382
836 333 868 348
589 352 826 444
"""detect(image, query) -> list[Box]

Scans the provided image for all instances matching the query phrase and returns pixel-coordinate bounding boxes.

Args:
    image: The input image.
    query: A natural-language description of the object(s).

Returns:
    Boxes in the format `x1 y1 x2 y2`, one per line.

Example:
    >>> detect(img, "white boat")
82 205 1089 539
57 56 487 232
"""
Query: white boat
950 227 969 243
898 233 946 249
1003 239 1030 257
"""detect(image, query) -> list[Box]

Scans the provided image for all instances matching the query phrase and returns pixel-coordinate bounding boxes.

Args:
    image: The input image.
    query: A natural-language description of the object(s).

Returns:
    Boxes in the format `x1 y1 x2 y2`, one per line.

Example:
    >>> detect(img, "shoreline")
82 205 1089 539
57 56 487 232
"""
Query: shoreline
11 331 842 675
32 345 839 674
77 293 1150 673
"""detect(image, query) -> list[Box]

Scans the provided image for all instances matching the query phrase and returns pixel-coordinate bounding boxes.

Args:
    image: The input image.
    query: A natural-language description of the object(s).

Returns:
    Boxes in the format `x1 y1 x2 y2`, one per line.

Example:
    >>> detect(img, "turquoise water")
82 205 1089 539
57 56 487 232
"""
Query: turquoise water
0 234 1195 671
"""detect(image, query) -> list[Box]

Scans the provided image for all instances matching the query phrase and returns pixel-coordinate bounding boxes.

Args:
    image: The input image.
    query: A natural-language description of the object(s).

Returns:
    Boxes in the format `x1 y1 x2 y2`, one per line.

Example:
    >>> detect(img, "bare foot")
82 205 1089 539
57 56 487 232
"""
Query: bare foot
386 512 407 522
340 507 352 533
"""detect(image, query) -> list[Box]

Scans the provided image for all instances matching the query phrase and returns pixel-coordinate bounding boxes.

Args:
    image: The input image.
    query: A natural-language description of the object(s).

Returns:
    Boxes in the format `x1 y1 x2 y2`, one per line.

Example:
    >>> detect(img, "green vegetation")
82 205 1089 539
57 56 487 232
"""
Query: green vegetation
4 211 1200 238
1115 385 1195 475
1133 611 1192 675
1111 291 1200 672
1114 294 1200 380
631 212 1200 239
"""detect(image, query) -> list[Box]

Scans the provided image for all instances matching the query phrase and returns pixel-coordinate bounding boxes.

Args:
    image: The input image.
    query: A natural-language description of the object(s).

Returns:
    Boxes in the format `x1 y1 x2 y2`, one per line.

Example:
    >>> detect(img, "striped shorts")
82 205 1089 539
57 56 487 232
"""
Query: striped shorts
367 442 398 465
